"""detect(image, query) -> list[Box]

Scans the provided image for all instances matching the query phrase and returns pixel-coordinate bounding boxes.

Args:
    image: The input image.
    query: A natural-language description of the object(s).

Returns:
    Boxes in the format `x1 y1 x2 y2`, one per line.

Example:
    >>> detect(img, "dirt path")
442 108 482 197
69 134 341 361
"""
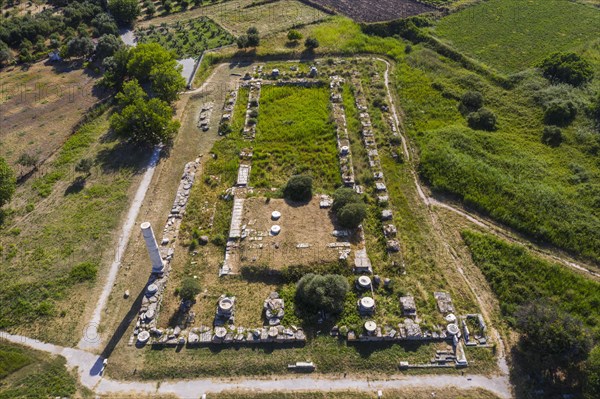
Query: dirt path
78 147 161 351
0 331 511 398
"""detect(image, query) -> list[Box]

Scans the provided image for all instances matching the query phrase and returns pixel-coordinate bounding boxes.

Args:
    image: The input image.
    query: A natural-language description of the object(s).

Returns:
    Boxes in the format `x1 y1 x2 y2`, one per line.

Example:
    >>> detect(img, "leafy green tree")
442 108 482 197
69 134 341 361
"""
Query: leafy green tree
538 52 593 87
115 79 147 108
0 157 16 208
91 13 119 37
246 26 259 47
127 42 176 82
101 47 131 89
467 108 497 131
110 98 180 145
516 301 592 370
287 29 302 42
65 36 94 59
284 175 313 202
179 277 201 301
541 126 563 147
95 34 122 61
108 0 141 27
236 34 249 50
150 62 186 104
337 202 367 229
304 37 319 50
584 345 600 399
296 274 349 314
332 187 361 213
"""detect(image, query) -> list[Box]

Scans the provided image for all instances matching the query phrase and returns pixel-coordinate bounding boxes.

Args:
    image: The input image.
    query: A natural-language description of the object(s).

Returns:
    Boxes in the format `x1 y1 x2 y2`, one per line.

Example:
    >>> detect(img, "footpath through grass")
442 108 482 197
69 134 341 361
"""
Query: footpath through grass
251 85 341 192
433 0 600 73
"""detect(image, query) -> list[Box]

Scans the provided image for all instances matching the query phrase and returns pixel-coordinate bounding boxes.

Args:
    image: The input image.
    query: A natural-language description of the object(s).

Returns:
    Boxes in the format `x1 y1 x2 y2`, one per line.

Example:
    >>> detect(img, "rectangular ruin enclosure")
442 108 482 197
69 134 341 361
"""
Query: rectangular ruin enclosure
309 0 436 23
251 85 341 192
235 197 361 269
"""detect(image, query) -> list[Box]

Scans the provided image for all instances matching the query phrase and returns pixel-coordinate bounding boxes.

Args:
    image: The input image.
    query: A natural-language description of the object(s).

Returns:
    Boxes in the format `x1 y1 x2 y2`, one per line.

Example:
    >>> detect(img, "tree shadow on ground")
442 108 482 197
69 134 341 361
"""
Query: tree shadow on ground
64 176 87 196
95 140 155 175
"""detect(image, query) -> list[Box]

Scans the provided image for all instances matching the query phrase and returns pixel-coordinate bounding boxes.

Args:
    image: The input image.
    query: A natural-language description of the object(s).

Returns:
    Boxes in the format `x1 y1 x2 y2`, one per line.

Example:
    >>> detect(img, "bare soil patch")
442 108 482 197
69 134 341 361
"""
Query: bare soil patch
309 0 436 22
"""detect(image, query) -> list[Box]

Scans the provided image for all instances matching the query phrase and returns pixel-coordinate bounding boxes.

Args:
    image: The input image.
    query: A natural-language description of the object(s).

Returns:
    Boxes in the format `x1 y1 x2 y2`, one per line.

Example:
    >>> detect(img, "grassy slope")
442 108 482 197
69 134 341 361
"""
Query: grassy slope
433 0 600 73
0 342 84 398
252 85 341 191
0 113 150 344
462 231 600 338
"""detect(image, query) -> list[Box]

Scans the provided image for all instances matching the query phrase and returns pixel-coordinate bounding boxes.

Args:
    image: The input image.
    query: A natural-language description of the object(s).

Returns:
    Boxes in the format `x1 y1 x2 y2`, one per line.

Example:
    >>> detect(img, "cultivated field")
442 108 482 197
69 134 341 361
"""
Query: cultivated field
138 0 330 36
252 85 340 191
135 17 235 58
0 62 105 178
309 0 435 22
433 0 600 72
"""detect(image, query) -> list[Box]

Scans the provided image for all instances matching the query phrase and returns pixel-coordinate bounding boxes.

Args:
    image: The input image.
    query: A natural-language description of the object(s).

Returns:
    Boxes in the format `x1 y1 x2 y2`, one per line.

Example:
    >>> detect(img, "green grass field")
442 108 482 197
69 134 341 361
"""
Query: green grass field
251 85 341 192
0 342 81 398
136 17 234 58
433 0 600 73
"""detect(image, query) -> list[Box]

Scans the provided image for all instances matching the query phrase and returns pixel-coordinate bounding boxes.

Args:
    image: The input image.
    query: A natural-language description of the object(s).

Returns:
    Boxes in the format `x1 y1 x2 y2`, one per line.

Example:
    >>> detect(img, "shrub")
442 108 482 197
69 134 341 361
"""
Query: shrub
211 234 225 246
284 175 313 202
304 37 319 50
179 277 201 301
337 202 367 229
287 29 302 42
459 90 484 114
544 100 577 126
541 126 563 147
69 262 97 282
538 52 593 87
467 108 497 131
585 345 600 399
332 187 361 212
296 273 349 314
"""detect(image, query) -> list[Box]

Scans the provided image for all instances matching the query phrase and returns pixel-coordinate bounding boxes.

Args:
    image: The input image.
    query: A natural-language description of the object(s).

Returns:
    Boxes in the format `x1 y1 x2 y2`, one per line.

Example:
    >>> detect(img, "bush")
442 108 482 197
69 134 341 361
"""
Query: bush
284 175 313 202
332 187 361 212
69 262 97 282
296 273 349 314
211 234 225 246
585 345 600 399
544 100 577 126
287 29 302 42
467 108 497 131
304 37 319 50
337 202 367 229
459 90 484 114
179 277 201 301
538 52 593 87
541 126 563 147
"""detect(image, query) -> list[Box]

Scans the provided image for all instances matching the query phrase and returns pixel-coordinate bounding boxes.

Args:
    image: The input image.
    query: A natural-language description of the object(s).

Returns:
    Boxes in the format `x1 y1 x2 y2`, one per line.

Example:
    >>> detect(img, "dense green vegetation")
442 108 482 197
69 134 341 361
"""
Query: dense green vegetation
433 0 600 73
463 231 600 395
0 343 78 398
136 17 234 58
252 85 341 191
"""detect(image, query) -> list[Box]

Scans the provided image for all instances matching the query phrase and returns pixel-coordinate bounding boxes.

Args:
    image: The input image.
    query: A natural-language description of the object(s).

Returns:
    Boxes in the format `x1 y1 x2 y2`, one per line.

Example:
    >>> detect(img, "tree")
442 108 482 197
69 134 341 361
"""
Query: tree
296 274 349 314
541 126 563 147
304 37 319 50
544 100 577 126
459 90 484 114
150 62 186 104
115 79 147 108
179 277 201 301
127 42 176 82
538 52 593 87
246 27 260 48
110 98 180 145
95 34 122 61
108 0 140 27
584 345 600 399
0 157 16 208
101 47 130 89
516 301 592 370
284 175 313 202
236 34 249 50
467 108 497 131
65 36 95 59
145 2 156 17
332 187 361 213
0 40 11 66
337 202 367 229
287 29 302 42
91 13 119 37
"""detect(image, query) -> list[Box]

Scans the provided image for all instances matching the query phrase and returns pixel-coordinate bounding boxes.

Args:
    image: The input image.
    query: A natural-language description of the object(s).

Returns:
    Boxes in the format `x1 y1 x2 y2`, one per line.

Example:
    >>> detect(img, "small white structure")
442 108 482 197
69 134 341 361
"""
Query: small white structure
137 330 150 343
141 222 164 274
364 320 377 335
445 313 457 323
340 146 350 155
270 225 281 235
358 296 375 315
357 275 372 290
272 69 280 77
447 323 460 336
271 211 281 220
